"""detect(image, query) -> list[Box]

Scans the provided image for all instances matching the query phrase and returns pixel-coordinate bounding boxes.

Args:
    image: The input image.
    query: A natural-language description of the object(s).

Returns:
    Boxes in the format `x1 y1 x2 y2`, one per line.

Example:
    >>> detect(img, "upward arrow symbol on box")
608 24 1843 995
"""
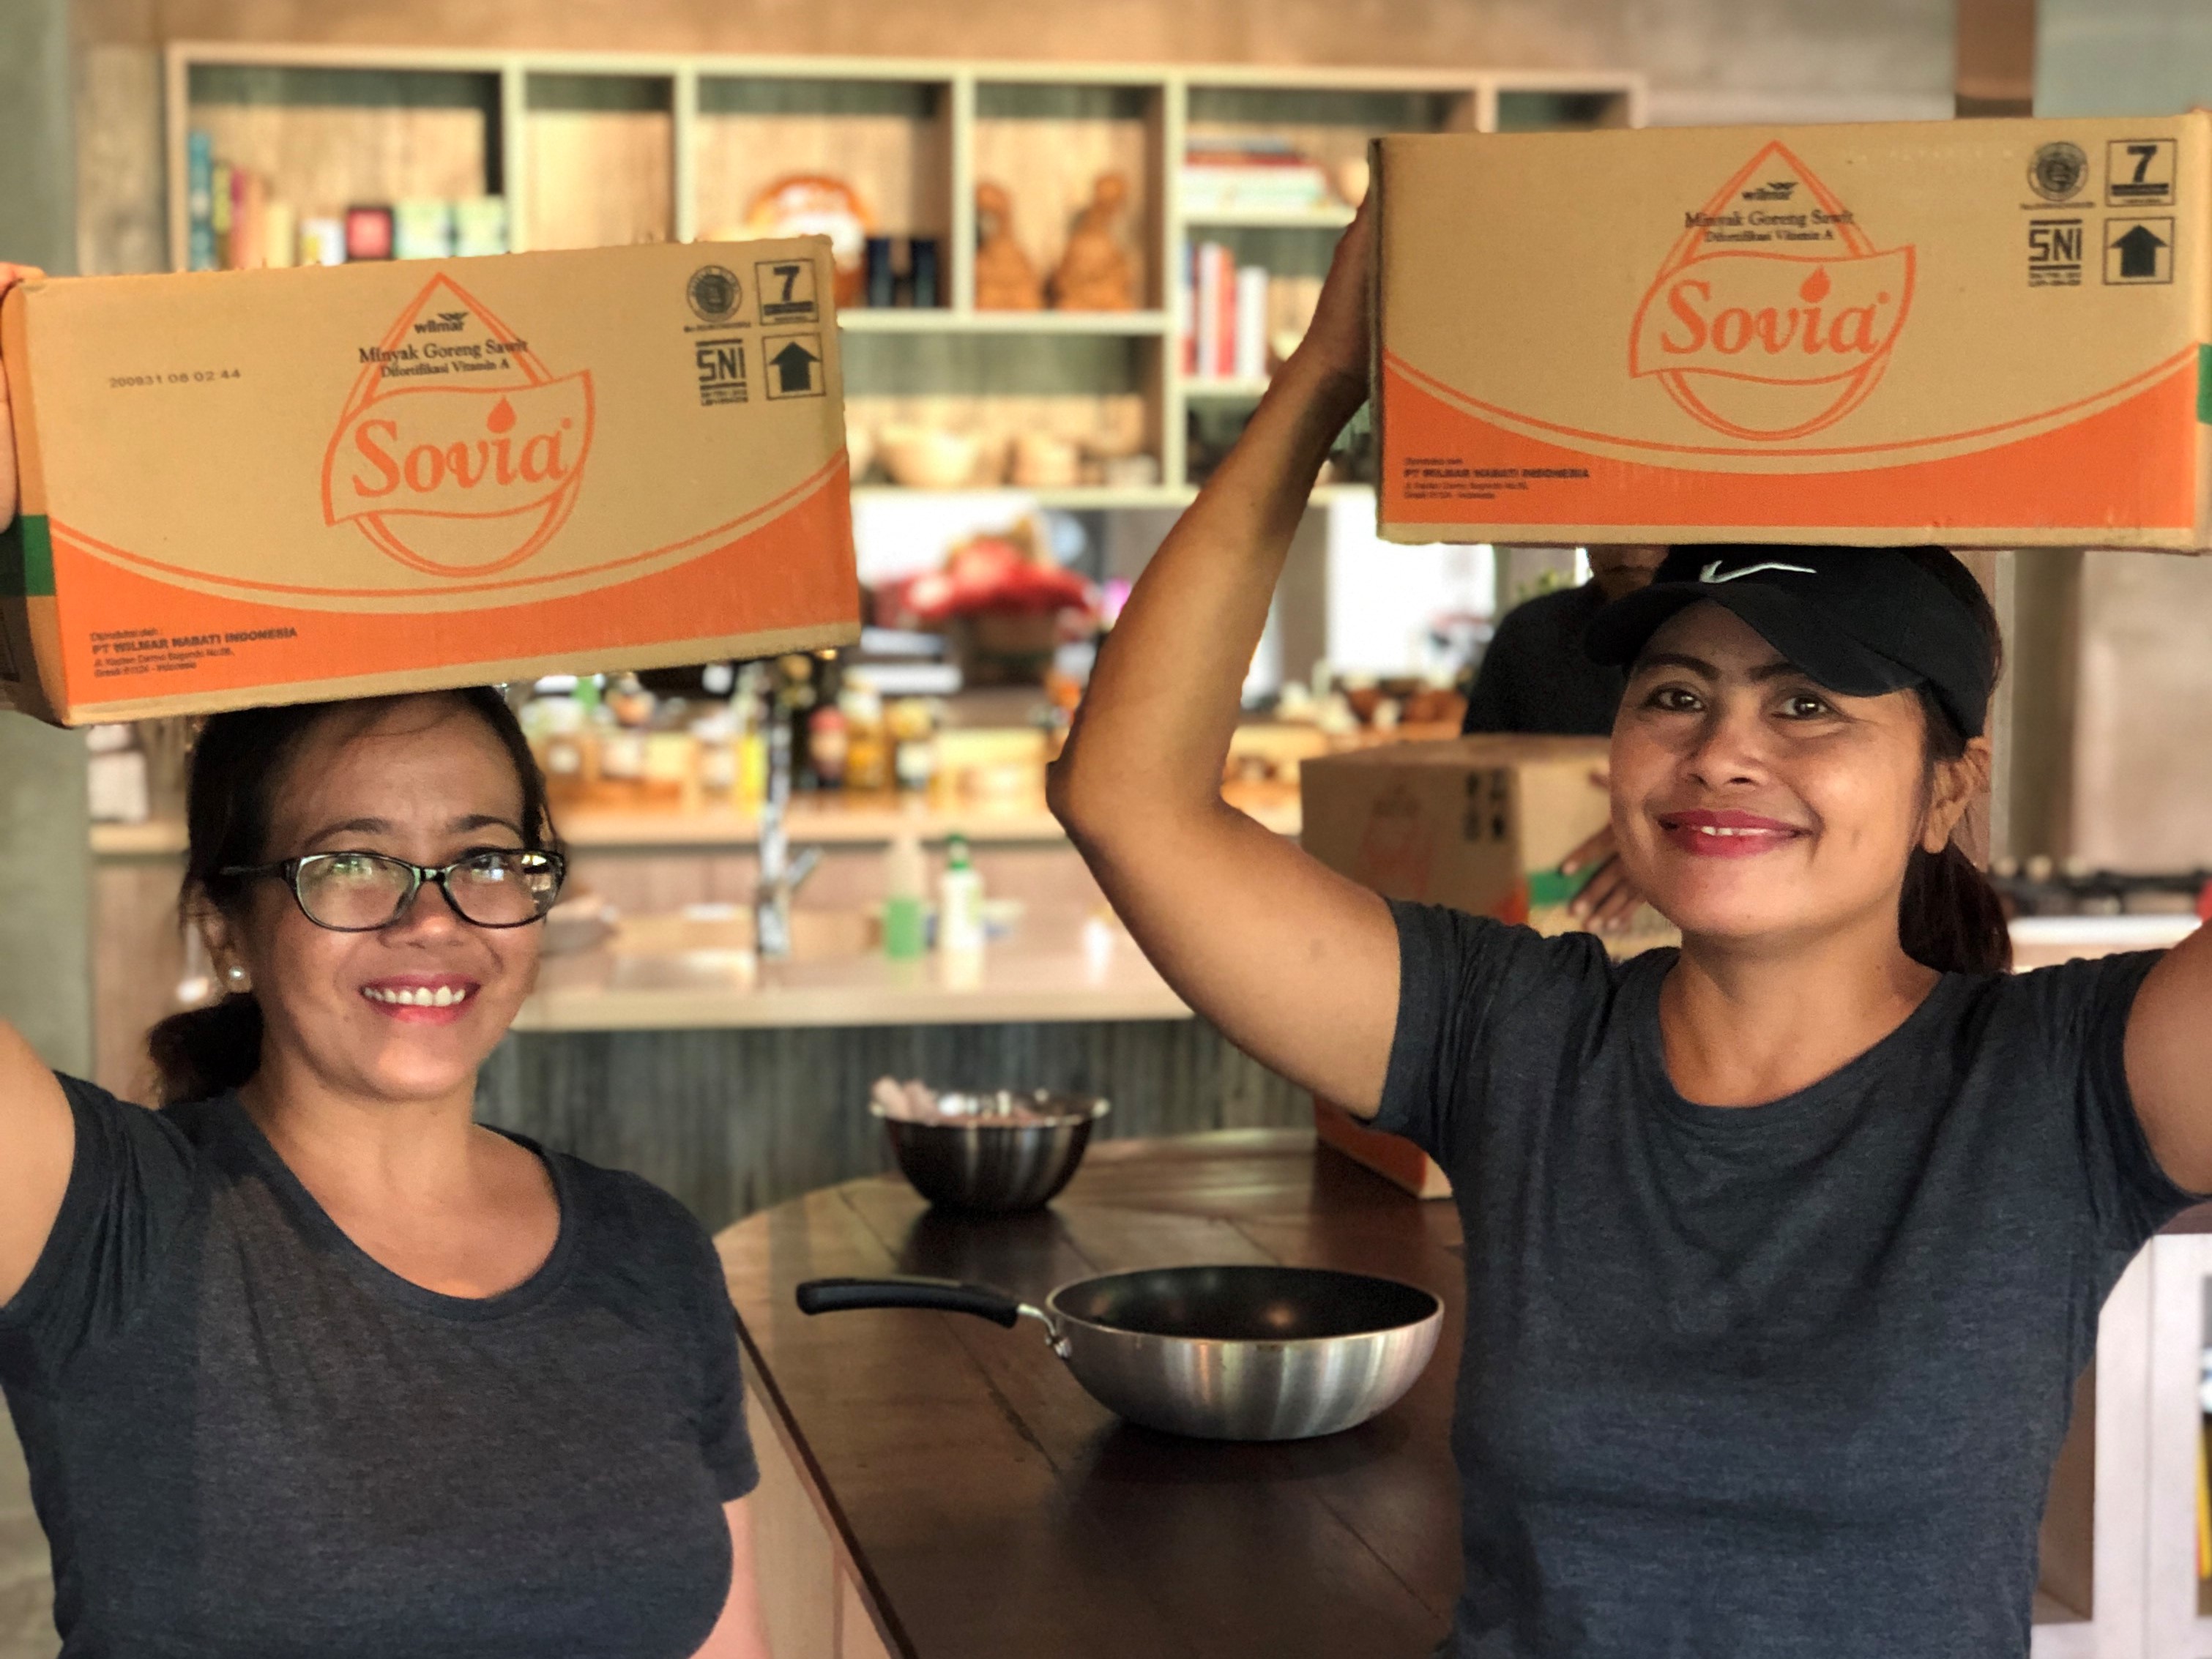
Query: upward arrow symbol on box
2113 223 2167 278
771 340 820 393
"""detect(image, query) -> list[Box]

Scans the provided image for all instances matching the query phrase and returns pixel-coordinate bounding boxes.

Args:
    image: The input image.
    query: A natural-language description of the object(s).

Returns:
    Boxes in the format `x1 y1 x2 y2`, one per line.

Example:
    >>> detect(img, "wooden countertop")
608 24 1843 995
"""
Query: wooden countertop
513 909 1191 1031
715 1131 1466 1659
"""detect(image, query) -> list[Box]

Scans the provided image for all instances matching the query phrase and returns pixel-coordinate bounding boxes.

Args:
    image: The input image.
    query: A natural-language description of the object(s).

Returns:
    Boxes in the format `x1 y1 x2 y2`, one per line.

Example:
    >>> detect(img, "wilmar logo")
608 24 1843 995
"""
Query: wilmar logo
321 275 595 576
1629 141 1916 441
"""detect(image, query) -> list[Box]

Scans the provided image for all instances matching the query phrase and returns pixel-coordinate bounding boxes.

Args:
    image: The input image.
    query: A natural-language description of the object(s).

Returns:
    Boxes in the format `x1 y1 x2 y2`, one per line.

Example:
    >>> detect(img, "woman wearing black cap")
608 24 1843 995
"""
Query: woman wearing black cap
1050 201 2211 1656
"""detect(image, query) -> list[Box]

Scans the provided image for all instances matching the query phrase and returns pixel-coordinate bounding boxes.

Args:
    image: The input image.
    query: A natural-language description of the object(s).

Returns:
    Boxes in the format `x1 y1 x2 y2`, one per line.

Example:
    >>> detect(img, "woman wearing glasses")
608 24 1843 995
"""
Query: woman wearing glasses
0 272 772 1655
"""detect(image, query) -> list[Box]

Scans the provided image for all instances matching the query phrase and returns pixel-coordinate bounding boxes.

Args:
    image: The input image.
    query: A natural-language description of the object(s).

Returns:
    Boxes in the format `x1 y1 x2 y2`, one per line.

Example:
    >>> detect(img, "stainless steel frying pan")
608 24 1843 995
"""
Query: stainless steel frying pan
796 1264 1442 1442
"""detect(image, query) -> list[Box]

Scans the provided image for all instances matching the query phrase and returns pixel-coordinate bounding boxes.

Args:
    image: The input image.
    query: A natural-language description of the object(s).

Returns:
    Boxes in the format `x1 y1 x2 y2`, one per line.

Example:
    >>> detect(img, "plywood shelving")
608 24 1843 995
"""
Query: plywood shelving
167 45 1642 511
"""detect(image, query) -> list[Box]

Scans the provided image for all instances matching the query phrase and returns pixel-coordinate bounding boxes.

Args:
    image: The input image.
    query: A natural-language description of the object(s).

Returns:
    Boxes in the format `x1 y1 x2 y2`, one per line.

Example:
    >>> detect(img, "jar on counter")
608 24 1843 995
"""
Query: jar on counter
841 683 890 794
887 698 937 796
538 697 595 809
693 712 740 805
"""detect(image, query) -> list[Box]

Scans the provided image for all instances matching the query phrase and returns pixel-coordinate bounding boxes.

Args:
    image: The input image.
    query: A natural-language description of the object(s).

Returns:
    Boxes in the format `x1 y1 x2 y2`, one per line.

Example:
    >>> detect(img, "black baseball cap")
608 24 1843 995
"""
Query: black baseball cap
1583 545 1995 738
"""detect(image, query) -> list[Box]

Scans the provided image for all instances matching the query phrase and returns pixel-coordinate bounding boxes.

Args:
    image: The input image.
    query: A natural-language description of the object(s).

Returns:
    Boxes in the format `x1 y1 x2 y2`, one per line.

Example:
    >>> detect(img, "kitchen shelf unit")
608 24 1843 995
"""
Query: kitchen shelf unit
165 45 1642 506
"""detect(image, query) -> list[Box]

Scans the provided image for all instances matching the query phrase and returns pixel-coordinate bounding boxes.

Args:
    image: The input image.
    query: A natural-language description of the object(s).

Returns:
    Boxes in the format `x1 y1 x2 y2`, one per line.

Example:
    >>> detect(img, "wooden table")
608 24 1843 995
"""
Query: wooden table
714 1130 1467 1659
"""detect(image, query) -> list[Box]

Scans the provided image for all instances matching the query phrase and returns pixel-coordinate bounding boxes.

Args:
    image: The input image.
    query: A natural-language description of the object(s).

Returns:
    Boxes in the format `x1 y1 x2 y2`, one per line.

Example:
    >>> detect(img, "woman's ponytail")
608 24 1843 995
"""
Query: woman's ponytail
146 993 265 1108
1896 547 2011 977
1900 839 2011 977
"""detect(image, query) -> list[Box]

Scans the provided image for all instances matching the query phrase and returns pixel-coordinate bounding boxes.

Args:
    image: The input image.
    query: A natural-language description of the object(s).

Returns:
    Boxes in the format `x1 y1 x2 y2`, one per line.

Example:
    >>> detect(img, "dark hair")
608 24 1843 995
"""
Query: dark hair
146 688 556 1106
1896 549 2011 977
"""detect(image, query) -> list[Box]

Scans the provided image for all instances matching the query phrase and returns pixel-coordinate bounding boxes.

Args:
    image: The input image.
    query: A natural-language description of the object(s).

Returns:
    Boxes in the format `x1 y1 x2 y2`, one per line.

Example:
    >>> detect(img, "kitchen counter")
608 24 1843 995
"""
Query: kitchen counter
515 909 1187 1032
715 1133 2208 1658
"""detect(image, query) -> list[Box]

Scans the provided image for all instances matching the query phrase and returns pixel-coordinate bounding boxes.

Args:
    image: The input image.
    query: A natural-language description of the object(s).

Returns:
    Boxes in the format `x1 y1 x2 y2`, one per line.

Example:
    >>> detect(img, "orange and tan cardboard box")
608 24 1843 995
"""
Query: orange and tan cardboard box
1374 114 2212 550
0 238 857 725
1300 735 1676 1197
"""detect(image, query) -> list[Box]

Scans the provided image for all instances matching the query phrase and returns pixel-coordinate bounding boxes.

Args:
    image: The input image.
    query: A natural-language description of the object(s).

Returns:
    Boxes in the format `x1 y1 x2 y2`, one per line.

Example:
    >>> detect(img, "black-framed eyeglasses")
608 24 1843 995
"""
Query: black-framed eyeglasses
220 849 567 933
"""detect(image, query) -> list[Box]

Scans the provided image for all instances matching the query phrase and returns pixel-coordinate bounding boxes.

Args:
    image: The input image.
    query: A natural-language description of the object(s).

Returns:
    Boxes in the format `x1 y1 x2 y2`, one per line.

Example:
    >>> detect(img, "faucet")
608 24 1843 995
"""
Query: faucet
755 717 822 961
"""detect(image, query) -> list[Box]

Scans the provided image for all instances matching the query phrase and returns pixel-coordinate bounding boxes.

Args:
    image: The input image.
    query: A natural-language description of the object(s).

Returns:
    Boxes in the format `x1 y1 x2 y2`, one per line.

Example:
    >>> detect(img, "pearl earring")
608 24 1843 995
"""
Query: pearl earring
224 965 250 991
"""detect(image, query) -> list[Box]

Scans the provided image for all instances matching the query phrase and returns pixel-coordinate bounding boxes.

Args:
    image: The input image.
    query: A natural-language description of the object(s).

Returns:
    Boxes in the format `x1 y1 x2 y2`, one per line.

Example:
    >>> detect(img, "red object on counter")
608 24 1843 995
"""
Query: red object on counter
2197 879 2212 922
897 533 1095 625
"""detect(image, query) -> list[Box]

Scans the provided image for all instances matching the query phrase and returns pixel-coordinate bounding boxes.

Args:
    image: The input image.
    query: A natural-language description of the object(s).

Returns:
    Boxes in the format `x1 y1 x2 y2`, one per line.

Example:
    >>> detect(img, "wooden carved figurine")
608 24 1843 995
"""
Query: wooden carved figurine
974 181 1044 311
1050 171 1138 312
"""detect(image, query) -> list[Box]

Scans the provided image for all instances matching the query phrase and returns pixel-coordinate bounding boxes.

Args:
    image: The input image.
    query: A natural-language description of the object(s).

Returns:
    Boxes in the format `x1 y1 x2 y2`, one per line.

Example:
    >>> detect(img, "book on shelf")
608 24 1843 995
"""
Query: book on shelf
179 136 510 272
186 131 215 272
1179 242 1325 384
1181 135 1336 215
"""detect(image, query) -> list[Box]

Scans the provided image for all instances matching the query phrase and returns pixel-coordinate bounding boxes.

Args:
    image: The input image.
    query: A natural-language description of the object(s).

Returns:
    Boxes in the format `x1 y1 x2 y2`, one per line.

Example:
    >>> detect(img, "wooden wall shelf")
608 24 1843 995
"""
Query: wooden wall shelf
168 45 1643 504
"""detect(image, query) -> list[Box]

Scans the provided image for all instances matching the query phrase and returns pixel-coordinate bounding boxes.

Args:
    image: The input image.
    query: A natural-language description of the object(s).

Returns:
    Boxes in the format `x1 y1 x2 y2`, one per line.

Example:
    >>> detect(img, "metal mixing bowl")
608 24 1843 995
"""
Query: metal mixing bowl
874 1092 1111 1212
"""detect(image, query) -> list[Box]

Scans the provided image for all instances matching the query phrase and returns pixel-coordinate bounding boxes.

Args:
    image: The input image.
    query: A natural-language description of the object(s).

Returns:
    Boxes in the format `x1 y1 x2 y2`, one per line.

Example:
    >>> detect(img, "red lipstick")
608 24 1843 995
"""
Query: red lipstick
1656 808 1807 860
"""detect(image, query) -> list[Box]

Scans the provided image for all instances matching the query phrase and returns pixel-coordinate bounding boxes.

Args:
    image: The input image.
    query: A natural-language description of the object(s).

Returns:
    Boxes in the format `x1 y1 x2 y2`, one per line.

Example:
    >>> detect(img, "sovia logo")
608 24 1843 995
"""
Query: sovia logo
321 275 596 578
1628 141 1916 442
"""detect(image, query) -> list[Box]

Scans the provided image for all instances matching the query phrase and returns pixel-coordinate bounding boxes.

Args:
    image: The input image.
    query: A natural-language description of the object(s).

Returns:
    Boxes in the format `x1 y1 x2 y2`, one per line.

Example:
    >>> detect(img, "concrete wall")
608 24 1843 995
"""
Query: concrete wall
0 0 82 1649
2 0 94 1085
2038 0 2212 115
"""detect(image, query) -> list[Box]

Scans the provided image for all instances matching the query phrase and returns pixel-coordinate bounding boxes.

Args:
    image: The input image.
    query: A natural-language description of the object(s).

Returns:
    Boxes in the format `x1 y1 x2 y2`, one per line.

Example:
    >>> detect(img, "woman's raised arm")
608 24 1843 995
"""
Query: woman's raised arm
0 1021 75 1306
2125 924 2212 1196
1047 202 1401 1116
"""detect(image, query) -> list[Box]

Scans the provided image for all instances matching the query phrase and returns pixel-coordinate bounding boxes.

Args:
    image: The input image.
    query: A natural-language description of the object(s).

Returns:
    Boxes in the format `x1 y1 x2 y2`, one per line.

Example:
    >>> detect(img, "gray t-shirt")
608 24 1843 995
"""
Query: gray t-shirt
1375 903 2197 1659
0 1078 759 1659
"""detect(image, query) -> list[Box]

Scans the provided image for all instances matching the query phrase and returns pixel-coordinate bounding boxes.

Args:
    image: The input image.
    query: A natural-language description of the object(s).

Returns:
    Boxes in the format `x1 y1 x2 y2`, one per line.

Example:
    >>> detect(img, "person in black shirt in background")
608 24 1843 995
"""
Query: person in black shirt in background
1462 546 1669 935
1460 547 1667 739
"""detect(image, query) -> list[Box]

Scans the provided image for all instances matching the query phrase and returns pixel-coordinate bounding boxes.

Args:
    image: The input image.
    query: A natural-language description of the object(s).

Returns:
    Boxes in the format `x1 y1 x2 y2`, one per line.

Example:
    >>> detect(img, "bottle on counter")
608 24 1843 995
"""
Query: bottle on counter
937 833 986 956
693 709 740 807
841 681 890 795
887 698 937 797
734 665 771 811
775 653 819 789
808 702 850 791
595 674 652 807
883 833 928 962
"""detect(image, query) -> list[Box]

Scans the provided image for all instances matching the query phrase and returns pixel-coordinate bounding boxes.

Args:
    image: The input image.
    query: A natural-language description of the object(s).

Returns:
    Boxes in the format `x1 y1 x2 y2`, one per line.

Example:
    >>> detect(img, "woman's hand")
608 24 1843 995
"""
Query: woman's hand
1285 192 1374 395
1562 824 1645 936
1559 772 1647 936
0 263 40 534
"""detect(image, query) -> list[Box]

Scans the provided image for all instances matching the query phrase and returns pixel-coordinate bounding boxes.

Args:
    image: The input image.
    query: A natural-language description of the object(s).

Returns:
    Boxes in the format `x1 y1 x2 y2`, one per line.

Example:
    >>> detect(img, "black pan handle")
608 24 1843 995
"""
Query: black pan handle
796 1276 1025 1328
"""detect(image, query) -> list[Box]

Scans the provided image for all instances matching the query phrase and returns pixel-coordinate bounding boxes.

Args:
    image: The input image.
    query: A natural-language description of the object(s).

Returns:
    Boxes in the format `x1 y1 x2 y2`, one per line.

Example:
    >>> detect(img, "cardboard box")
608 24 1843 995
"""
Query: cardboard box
1301 734 1677 1198
1374 113 2212 550
1 239 857 724
1300 734 1675 940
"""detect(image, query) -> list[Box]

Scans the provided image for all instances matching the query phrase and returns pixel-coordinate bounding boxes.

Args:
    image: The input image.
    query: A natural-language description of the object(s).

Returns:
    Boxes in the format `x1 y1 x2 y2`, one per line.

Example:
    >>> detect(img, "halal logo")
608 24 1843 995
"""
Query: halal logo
321 274 595 578
2029 142 2090 202
688 265 741 323
1629 140 1916 442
